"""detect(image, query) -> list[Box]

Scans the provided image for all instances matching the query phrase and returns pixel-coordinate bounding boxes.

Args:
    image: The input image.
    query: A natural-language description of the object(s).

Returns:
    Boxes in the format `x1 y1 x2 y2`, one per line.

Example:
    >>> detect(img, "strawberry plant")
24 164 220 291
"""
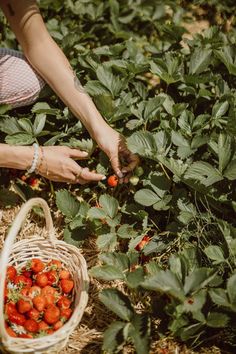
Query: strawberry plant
1 0 236 352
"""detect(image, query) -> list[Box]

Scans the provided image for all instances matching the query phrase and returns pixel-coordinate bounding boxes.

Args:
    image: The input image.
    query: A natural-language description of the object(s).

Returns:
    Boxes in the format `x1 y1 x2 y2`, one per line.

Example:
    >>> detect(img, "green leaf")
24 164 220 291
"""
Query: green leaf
143 96 164 120
31 102 58 115
212 101 229 118
117 224 137 239
96 232 117 251
184 161 223 186
134 189 159 206
206 312 229 328
209 288 231 307
85 80 110 96
0 117 22 134
55 189 80 218
215 47 236 75
5 132 35 145
141 270 184 300
184 268 215 294
63 227 87 247
189 48 212 75
33 114 46 136
0 104 12 114
99 252 129 271
182 290 207 314
99 289 134 321
204 246 225 264
227 273 236 305
99 194 119 218
90 265 124 281
224 159 236 180
127 131 157 156
88 207 107 219
128 313 151 354
18 118 33 134
102 321 126 353
218 133 232 173
126 267 145 289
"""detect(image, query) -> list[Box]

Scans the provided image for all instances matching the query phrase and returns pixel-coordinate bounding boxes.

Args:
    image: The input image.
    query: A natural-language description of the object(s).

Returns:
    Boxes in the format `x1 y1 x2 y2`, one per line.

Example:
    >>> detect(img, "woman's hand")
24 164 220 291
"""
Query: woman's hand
95 126 140 182
38 146 105 184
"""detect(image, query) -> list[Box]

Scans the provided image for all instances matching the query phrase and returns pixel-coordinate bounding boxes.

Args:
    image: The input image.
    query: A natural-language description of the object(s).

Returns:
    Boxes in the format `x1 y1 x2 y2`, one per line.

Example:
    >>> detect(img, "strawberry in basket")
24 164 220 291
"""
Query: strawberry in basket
4 259 75 338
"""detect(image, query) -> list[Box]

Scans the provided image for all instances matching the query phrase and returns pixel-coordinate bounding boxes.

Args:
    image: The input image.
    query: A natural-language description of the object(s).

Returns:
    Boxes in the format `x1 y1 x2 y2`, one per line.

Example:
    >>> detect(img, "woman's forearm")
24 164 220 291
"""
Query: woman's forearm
0 0 110 139
0 144 32 170
24 37 109 139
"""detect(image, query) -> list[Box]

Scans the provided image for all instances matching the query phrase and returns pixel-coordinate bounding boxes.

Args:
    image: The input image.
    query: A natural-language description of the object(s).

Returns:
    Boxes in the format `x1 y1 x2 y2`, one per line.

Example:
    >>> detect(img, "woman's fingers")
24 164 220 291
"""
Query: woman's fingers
121 152 140 174
69 148 88 159
109 155 123 178
74 166 106 183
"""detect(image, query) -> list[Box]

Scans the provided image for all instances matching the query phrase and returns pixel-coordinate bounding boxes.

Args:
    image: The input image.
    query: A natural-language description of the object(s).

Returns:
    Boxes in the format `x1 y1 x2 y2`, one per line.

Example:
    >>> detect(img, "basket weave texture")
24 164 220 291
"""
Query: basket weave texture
0 198 89 354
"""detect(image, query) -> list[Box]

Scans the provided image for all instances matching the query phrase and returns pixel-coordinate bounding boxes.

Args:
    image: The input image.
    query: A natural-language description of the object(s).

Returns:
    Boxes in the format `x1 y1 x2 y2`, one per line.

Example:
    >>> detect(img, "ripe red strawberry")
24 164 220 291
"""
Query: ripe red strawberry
53 320 63 330
8 312 26 326
18 333 33 338
29 177 40 188
4 286 9 303
41 286 56 297
5 302 17 317
21 267 32 278
36 273 48 287
38 321 49 331
107 175 118 187
33 295 46 312
28 286 41 298
47 329 54 335
44 294 56 307
46 270 57 286
6 266 17 281
24 319 39 333
48 259 62 269
14 275 32 288
20 288 30 297
57 296 71 309
27 308 40 321
17 299 32 314
60 308 72 320
6 326 17 337
60 279 74 294
44 305 60 324
59 269 70 280
135 235 151 252
29 259 45 273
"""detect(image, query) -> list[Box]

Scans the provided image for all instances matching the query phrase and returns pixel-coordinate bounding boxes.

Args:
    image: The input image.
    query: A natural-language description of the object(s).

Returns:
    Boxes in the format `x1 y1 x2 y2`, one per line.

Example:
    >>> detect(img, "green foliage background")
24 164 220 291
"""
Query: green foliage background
1 0 236 352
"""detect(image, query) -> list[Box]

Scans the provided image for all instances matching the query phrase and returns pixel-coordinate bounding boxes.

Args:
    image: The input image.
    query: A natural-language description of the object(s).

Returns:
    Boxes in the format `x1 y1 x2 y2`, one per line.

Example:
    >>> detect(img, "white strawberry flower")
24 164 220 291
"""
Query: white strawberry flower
7 282 18 290
11 324 26 335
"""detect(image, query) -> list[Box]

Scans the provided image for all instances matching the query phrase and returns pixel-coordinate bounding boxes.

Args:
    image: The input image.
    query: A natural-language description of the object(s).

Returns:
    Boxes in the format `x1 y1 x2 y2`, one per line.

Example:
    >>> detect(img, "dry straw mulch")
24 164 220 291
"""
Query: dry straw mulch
0 206 222 354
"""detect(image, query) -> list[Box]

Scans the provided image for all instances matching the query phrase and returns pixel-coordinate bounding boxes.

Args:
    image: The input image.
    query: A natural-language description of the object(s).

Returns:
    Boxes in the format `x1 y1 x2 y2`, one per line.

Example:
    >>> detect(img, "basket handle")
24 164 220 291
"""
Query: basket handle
0 197 56 340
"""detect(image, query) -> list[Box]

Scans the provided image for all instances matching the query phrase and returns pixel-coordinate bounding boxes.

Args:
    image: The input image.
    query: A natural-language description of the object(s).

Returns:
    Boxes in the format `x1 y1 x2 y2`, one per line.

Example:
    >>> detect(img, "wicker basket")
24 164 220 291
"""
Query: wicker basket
0 197 89 354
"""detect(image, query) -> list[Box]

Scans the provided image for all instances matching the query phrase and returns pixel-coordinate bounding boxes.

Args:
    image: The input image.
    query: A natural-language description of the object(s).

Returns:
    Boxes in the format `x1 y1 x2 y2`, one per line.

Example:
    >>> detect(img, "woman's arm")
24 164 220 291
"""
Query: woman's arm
0 0 108 139
0 143 33 170
0 0 139 178
0 143 105 183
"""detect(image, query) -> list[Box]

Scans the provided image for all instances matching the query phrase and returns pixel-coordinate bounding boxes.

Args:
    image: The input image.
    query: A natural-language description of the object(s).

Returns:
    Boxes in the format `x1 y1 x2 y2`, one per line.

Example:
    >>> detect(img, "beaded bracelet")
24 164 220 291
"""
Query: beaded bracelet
27 143 39 174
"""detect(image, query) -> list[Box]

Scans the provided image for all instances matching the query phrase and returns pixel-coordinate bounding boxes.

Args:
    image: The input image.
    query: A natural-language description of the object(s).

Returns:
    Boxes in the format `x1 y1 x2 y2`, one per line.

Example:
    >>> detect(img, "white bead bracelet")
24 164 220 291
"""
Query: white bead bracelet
27 143 39 174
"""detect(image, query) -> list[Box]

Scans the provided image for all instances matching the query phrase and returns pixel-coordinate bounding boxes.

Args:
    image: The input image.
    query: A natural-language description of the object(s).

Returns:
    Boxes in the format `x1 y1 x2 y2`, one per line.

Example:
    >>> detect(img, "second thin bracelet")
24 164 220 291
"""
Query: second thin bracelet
38 147 49 176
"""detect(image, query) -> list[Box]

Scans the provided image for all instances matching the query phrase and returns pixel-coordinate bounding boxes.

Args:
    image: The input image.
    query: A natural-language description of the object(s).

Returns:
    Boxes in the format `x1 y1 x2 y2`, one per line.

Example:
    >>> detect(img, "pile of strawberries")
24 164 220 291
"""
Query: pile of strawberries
4 258 74 338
